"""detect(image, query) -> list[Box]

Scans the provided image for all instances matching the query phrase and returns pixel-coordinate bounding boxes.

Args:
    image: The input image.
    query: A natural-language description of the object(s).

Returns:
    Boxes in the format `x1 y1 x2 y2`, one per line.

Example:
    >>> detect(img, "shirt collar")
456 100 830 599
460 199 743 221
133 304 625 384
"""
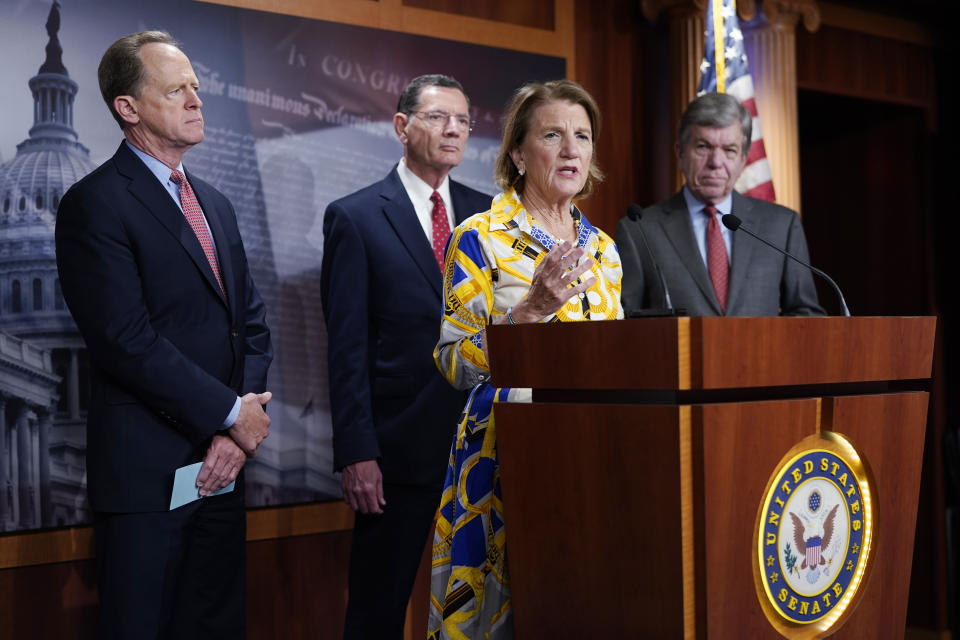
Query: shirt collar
126 139 185 186
397 157 451 207
682 185 733 216
489 189 597 251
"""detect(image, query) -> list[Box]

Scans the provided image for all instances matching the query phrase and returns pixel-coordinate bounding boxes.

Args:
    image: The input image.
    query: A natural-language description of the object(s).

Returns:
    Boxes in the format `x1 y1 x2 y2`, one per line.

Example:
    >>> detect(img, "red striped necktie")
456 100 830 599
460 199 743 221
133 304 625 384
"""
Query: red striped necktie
170 170 226 297
703 204 729 314
430 190 451 271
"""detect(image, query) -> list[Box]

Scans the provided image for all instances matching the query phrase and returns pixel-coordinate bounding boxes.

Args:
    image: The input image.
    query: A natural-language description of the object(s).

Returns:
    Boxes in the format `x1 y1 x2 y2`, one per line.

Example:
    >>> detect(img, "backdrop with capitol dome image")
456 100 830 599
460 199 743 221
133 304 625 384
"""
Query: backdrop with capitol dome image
0 0 563 532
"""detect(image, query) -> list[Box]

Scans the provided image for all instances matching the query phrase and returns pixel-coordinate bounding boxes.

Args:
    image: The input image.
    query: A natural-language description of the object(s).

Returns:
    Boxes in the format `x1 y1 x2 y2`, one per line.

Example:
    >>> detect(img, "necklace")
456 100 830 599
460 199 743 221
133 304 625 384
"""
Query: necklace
526 202 576 243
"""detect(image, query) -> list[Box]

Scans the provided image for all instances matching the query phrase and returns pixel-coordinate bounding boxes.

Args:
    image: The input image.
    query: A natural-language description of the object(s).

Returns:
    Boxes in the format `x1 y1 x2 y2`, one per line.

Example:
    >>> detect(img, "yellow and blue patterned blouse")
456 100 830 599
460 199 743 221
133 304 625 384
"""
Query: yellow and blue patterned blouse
433 188 624 390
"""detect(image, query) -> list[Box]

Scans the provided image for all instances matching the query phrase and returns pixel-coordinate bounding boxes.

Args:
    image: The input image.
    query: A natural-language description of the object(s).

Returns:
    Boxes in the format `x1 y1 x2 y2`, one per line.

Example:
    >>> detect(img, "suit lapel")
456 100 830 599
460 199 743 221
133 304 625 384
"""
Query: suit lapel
726 191 758 314
114 143 228 309
379 168 444 298
449 181 477 226
659 191 722 314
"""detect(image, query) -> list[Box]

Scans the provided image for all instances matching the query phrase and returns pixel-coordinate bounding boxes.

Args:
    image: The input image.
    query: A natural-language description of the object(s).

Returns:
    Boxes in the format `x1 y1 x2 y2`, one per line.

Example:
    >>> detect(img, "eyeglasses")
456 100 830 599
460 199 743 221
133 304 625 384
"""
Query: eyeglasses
409 110 474 132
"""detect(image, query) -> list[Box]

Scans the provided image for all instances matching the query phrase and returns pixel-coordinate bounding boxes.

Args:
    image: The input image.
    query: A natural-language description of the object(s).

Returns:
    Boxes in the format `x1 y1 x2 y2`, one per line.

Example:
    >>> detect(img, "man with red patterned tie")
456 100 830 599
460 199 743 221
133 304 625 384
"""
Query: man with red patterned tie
321 75 490 639
617 92 823 317
55 31 272 639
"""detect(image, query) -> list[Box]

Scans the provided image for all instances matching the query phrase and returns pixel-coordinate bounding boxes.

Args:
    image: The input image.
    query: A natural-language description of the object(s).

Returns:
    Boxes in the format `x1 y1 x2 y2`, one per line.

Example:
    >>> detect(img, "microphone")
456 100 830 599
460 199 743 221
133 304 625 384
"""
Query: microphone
721 213 851 316
626 204 685 317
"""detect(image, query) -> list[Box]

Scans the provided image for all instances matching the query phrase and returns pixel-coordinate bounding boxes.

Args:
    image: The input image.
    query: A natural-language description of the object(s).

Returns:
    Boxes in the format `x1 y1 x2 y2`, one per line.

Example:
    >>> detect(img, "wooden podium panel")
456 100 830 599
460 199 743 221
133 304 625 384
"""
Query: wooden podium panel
695 398 819 639
693 317 935 388
817 392 928 639
496 398 820 638
488 316 936 390
696 393 928 638
496 392 929 639
489 317 934 639
495 402 686 637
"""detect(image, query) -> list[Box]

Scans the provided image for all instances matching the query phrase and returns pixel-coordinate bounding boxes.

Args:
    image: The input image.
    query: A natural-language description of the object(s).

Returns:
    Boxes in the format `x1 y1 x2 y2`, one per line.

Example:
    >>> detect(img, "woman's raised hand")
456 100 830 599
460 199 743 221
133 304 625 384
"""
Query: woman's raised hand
511 241 596 323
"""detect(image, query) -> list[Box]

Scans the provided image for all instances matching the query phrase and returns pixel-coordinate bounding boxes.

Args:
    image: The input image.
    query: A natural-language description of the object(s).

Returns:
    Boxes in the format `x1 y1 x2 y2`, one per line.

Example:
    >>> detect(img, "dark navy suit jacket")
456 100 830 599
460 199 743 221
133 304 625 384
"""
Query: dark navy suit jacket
55 142 272 513
321 167 491 487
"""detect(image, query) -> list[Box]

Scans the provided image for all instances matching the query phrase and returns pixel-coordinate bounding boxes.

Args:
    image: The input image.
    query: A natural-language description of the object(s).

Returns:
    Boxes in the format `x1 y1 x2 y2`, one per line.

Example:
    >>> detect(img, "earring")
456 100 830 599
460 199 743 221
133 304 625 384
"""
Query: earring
518 166 525 176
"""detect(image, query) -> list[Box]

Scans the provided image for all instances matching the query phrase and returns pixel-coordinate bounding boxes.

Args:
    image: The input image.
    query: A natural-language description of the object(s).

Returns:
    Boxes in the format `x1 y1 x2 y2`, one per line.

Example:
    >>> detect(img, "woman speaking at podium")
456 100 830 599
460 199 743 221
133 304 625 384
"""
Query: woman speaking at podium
428 79 624 639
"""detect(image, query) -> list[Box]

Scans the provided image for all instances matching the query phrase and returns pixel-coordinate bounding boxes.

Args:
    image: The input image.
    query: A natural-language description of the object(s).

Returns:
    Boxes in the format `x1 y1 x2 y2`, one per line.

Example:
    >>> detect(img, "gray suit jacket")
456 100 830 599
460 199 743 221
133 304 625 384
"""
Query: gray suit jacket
616 190 824 316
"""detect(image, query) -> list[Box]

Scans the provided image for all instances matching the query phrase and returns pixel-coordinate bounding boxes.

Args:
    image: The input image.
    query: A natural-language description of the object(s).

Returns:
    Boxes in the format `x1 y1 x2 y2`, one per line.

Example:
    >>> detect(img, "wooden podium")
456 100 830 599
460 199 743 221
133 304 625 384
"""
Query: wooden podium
486 317 935 639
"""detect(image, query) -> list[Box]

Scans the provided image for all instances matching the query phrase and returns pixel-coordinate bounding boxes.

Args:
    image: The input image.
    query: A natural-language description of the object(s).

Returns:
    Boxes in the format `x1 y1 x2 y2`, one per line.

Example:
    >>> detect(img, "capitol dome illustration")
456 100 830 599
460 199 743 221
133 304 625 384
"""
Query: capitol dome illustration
0 1 93 531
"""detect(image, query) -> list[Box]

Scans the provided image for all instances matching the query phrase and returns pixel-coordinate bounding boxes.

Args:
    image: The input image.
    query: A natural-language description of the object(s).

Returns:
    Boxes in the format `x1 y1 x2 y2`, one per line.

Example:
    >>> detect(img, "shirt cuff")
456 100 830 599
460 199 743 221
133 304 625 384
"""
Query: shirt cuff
221 396 242 429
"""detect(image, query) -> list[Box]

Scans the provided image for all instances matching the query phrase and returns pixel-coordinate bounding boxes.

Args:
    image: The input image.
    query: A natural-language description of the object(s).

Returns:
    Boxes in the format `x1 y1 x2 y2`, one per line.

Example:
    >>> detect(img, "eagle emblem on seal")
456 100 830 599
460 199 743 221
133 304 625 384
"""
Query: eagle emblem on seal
755 434 878 635
788 490 840 584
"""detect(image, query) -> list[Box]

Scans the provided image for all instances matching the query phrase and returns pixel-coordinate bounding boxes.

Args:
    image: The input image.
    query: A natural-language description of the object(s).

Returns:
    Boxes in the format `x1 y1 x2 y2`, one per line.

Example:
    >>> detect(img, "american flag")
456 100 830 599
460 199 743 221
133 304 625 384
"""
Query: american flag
697 0 776 201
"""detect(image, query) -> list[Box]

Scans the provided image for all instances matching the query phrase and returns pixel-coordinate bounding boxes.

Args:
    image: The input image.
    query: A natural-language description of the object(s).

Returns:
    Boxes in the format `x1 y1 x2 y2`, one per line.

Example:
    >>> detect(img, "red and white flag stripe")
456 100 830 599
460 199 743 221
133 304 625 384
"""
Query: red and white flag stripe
726 74 776 201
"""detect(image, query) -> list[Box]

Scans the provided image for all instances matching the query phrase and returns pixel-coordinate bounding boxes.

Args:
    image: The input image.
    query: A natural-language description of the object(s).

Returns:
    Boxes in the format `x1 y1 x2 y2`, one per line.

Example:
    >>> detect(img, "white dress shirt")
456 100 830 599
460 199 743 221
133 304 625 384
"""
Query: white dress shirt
396 157 456 240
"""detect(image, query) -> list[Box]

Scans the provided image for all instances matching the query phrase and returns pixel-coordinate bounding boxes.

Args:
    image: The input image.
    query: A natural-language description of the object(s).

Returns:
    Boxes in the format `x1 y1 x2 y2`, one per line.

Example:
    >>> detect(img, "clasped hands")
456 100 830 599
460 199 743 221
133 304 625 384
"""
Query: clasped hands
197 391 272 496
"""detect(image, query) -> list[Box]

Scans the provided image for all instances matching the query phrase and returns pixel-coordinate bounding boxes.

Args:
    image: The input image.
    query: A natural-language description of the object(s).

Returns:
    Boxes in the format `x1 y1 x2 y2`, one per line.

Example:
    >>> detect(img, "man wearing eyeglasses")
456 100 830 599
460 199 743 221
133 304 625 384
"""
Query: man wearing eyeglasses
321 74 491 639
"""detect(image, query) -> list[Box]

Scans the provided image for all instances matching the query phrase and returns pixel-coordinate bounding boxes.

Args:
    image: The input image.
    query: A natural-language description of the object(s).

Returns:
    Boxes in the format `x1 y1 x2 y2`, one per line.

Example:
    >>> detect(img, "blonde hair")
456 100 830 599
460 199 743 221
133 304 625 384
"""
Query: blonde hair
494 79 604 199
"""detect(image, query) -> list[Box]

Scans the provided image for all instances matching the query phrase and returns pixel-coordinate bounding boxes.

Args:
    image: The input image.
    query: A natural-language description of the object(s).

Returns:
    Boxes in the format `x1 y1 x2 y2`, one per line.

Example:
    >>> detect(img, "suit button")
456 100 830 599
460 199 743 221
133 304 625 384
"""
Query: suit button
230 328 239 339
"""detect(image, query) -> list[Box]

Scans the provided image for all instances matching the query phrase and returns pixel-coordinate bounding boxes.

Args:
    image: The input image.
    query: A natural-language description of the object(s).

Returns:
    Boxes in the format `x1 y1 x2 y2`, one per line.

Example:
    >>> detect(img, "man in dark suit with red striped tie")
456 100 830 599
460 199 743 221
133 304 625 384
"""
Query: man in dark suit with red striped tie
321 75 491 639
55 31 272 639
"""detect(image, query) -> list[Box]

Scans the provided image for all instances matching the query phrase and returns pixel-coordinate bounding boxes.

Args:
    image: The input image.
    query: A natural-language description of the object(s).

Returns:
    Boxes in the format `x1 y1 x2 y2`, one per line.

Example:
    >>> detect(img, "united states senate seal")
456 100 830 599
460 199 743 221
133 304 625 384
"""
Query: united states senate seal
753 431 877 639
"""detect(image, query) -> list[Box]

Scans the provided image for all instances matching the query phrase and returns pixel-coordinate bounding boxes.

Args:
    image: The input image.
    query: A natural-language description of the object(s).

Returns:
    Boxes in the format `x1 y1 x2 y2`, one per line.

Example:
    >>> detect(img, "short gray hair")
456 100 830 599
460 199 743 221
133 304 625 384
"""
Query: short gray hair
98 30 179 129
678 92 752 157
396 74 468 114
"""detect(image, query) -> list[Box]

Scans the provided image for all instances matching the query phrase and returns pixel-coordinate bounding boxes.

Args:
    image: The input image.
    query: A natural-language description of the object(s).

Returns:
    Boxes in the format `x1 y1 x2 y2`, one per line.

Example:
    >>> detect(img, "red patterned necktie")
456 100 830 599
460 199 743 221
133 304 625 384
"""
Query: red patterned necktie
430 190 451 271
170 170 226 297
703 205 729 314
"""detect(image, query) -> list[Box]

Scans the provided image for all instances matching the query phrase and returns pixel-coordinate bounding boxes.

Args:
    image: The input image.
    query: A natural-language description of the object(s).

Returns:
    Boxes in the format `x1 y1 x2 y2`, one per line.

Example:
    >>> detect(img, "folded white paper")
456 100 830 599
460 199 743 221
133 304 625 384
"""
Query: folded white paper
169 461 235 510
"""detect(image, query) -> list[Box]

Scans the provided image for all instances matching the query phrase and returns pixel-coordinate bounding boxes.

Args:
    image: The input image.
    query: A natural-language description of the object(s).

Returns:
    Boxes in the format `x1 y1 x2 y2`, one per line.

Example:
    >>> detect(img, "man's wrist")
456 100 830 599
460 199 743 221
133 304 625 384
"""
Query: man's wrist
221 396 242 429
